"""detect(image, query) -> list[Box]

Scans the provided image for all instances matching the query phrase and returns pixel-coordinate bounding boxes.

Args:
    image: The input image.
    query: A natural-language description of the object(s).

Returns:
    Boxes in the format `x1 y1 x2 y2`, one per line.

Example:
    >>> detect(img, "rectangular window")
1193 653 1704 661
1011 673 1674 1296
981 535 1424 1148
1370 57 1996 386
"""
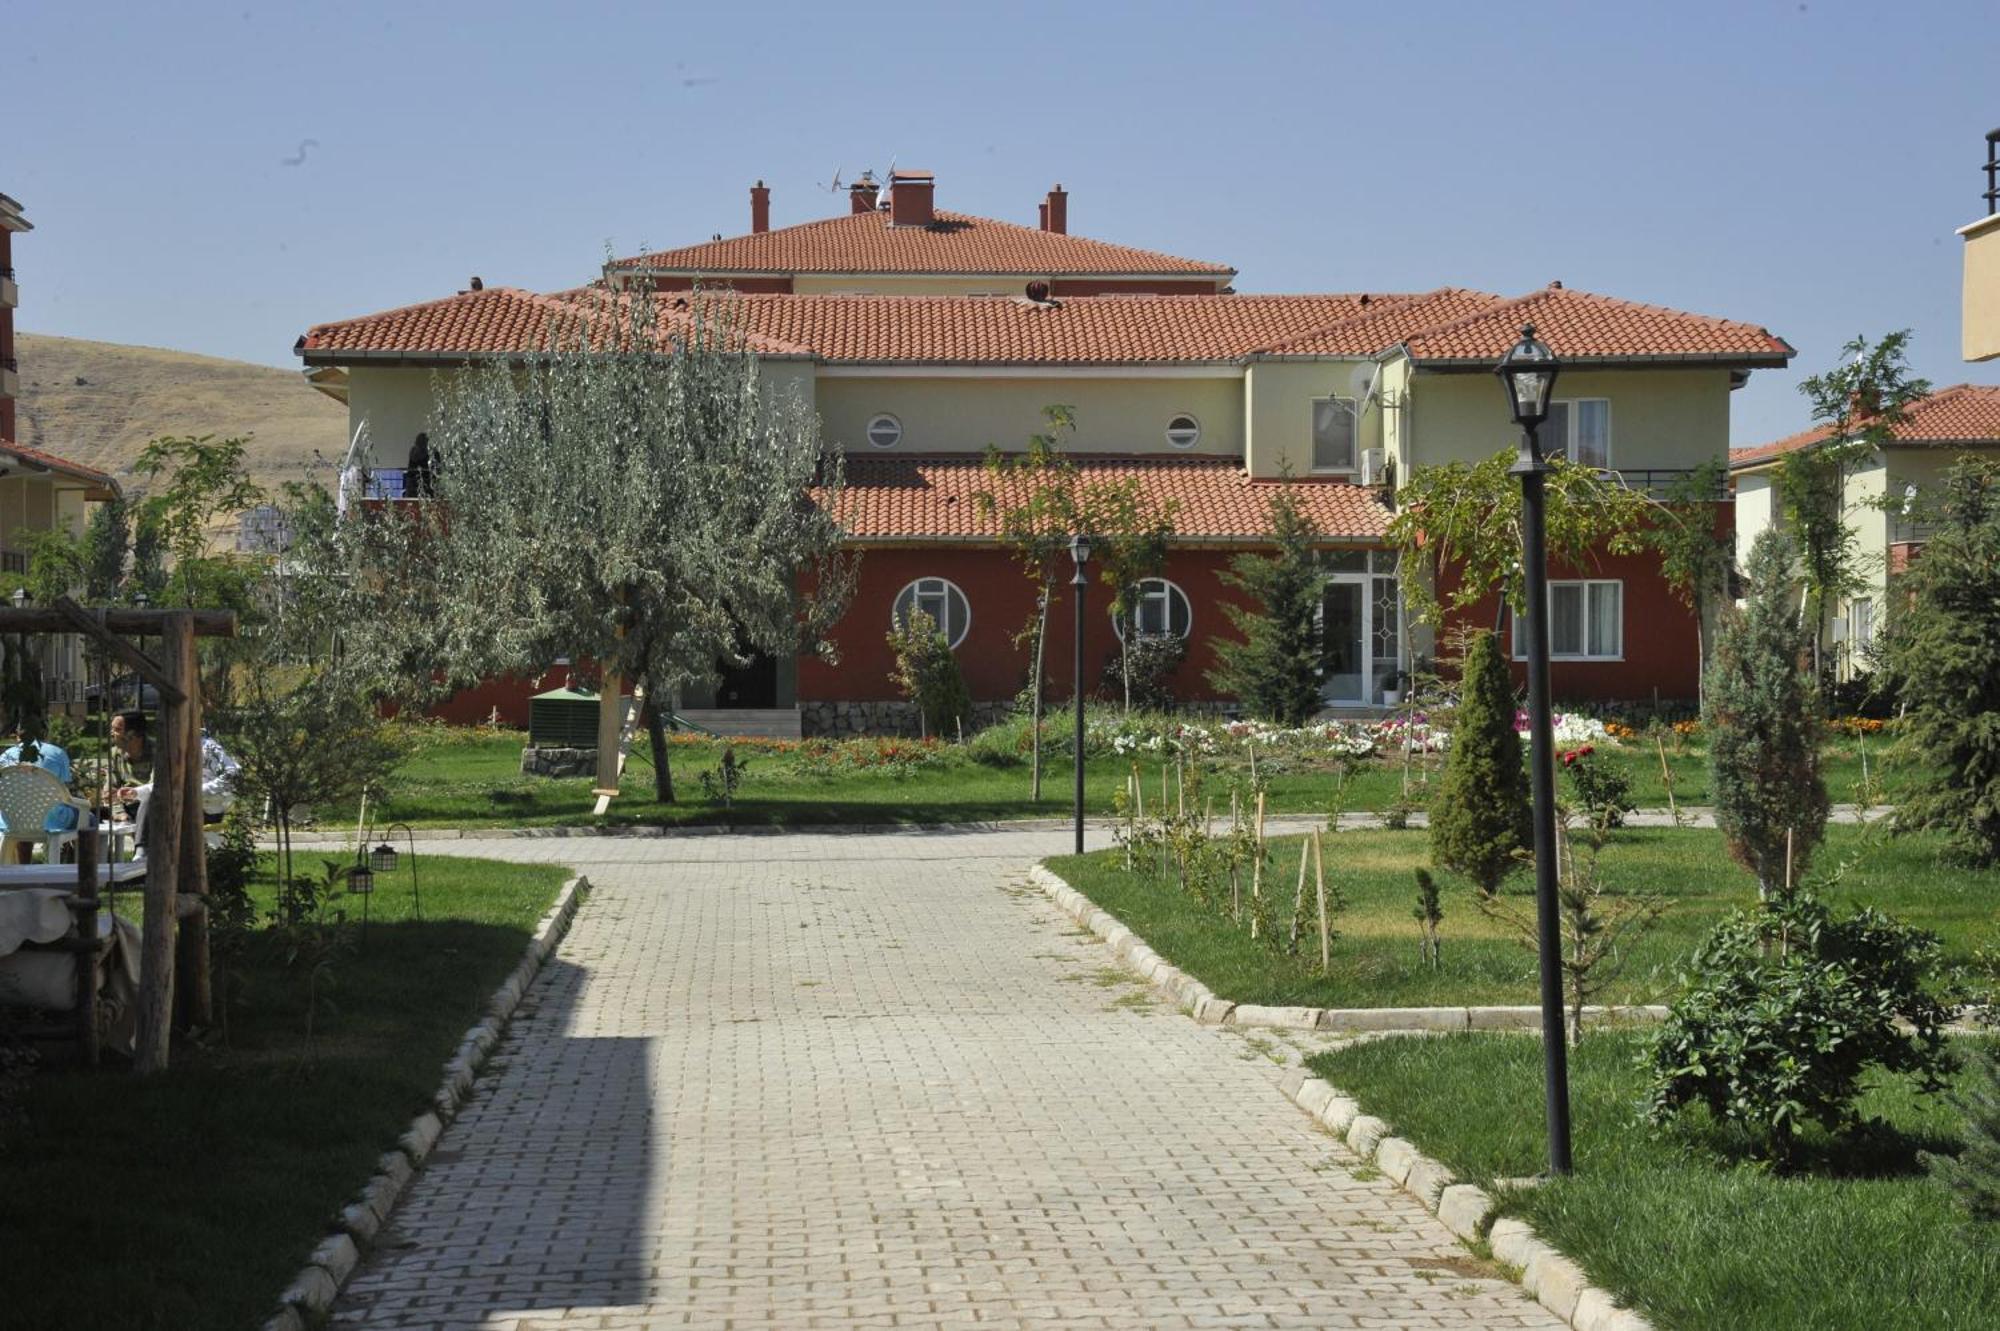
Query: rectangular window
1311 397 1357 472
1511 580 1623 660
1851 598 1874 652
1543 398 1611 468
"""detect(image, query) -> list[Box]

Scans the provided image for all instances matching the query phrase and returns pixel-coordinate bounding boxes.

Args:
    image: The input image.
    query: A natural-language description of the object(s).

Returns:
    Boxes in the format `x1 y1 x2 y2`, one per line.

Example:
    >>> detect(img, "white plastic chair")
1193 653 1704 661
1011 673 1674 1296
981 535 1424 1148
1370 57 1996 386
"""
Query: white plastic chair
0 765 91 864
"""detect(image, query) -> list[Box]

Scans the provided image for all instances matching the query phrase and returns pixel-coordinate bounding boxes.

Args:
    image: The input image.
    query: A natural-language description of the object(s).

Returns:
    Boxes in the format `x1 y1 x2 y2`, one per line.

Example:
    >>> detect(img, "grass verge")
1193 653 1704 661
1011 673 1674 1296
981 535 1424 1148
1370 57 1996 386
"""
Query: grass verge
0 853 569 1331
345 726 1908 831
1308 1031 2000 1331
1044 825 1994 1009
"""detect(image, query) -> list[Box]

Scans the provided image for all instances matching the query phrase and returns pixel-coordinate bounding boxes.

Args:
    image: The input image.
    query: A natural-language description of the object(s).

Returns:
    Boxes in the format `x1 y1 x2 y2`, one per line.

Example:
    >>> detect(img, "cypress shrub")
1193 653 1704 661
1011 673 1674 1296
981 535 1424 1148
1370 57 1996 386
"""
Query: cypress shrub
1431 629 1529 895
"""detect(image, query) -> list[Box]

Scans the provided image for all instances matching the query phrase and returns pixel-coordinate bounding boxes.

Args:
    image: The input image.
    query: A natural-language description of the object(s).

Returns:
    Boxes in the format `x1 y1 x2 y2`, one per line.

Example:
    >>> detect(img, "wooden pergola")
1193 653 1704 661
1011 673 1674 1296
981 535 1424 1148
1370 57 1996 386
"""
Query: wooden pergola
0 599 237 1074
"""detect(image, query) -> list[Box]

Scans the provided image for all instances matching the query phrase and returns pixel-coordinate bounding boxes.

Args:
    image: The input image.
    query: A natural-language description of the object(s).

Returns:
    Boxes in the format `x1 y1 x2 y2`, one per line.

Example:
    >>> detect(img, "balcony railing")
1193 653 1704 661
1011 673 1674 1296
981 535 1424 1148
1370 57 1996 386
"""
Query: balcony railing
0 548 25 576
1610 467 1728 501
1892 515 1937 545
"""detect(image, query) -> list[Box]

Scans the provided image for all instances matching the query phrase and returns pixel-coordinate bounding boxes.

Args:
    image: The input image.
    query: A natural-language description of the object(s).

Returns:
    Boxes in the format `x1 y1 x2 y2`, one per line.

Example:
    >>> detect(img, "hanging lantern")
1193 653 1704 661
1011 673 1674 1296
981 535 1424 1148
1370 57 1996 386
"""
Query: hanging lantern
347 863 375 895
370 842 398 874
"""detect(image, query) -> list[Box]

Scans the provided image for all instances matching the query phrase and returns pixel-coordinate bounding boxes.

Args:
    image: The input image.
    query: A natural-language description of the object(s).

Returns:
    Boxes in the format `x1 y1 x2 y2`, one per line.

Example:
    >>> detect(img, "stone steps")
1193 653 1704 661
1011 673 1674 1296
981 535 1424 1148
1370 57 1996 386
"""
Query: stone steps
676 708 804 739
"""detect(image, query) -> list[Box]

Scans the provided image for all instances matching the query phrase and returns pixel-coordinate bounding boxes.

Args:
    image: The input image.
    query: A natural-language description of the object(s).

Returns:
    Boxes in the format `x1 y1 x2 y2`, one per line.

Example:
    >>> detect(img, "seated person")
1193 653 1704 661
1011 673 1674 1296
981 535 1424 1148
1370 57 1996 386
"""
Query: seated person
118 718 240 854
0 728 77 862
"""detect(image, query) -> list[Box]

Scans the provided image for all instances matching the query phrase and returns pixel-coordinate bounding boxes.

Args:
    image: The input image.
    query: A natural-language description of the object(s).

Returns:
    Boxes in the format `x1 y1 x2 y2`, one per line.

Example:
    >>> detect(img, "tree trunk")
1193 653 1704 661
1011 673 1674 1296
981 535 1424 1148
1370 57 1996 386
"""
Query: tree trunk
135 612 192 1075
645 691 675 804
1030 585 1049 801
176 637 212 1031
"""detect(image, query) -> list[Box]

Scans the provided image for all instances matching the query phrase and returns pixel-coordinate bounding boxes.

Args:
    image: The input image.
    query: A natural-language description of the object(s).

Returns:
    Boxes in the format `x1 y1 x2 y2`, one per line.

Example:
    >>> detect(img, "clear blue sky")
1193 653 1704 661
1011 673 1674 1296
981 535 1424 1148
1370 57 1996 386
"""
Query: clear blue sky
7 0 1995 444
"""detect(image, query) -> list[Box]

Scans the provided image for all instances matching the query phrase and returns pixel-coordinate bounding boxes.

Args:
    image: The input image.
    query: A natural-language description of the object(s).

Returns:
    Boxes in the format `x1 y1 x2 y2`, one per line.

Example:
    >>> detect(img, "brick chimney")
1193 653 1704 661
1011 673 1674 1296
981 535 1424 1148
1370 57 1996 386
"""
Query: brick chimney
1043 184 1067 235
889 170 935 227
750 180 771 234
849 172 879 215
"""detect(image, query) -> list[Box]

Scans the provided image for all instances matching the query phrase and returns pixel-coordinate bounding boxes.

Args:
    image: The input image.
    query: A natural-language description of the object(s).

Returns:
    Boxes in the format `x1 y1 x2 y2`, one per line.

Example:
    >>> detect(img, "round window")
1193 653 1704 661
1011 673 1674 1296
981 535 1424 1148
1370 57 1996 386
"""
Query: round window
1165 413 1201 448
866 413 903 448
891 577 972 649
1113 578 1193 641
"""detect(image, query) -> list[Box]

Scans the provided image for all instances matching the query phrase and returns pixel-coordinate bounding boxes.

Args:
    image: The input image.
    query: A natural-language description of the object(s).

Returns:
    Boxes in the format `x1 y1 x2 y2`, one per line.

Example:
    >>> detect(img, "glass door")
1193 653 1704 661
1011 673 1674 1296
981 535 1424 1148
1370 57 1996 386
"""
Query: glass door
1321 581 1365 702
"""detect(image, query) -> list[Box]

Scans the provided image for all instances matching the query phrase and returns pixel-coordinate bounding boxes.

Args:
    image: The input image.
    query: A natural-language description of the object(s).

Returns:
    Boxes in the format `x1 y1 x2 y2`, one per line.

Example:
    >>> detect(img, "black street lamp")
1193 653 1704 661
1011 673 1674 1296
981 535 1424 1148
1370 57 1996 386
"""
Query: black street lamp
1070 533 1093 855
1496 322 1575 1177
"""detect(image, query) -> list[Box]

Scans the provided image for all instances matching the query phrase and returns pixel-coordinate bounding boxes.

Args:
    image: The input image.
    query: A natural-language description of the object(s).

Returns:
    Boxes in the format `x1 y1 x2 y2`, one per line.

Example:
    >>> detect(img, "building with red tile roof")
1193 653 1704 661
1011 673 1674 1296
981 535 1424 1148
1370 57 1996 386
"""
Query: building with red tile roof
299 171 1795 730
1732 383 2000 681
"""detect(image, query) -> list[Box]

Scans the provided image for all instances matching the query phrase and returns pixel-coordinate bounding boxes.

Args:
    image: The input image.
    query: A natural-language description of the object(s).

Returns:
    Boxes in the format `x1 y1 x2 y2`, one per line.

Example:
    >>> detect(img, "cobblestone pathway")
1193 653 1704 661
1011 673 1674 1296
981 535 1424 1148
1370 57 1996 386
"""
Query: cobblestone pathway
331 828 1558 1330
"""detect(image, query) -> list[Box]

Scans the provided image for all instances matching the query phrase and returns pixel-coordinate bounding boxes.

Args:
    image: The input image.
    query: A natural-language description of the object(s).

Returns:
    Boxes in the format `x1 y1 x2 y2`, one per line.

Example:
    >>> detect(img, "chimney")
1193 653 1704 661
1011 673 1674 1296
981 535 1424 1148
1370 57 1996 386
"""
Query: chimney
1043 184 1067 235
889 170 934 227
849 172 879 215
750 180 770 234
1038 201 1049 230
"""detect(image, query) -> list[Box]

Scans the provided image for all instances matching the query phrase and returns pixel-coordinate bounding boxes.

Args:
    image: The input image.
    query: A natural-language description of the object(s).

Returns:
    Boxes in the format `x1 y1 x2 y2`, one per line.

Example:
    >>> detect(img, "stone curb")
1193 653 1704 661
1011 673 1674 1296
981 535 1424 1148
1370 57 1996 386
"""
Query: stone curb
272 802 1882 846
1026 863 1669 1035
1031 859 1653 1330
259 874 592 1330
1275 1059 1653 1328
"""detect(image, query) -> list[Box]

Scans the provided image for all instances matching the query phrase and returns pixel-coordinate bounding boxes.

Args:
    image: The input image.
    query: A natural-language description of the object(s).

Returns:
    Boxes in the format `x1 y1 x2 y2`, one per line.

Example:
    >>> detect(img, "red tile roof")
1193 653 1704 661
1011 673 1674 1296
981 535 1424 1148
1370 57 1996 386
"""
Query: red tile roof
297 286 811 359
301 284 1794 372
607 208 1235 279
1730 383 2000 469
1399 284 1793 366
1256 287 1507 356
825 454 1391 542
0 438 119 492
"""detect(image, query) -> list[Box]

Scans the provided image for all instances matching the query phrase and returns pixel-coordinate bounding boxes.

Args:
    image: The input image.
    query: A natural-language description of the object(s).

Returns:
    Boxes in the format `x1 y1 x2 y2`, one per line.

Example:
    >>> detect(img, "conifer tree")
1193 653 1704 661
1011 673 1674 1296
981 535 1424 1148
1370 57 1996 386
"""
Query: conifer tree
1430 630 1529 895
1705 529 1829 896
1206 482 1325 725
1923 1043 2000 1231
1879 456 2000 865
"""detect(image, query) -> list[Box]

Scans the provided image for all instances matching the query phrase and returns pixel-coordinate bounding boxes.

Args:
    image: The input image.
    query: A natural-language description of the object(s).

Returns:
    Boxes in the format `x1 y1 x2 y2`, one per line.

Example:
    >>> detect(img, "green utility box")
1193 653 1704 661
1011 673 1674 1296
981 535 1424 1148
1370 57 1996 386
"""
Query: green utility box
528 687 606 749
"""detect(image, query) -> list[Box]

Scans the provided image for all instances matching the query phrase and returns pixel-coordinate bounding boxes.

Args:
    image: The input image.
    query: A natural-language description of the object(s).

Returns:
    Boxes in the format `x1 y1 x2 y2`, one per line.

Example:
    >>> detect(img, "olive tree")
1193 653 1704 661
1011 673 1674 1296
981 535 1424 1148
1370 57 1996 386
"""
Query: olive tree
324 289 853 803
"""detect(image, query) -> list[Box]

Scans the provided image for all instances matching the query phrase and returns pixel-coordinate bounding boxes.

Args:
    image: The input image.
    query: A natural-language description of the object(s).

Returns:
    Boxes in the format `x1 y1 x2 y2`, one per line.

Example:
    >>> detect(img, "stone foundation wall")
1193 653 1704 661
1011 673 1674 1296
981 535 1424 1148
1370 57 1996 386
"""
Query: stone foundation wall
800 700 1015 738
520 746 598 778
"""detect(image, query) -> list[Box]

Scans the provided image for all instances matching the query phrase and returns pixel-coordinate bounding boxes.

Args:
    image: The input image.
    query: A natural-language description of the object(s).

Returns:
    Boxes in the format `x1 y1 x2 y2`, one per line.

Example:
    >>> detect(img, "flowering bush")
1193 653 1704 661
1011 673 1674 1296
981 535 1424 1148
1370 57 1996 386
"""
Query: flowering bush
1827 716 1890 736
793 735 945 775
1604 720 1639 740
1560 744 1634 827
1223 718 1377 758
1373 713 1448 754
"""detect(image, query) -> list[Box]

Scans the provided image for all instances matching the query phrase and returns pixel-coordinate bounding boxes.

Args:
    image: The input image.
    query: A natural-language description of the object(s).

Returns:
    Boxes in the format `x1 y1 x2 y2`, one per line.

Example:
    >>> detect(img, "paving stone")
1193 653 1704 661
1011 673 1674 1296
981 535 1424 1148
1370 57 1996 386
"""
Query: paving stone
1405 1155 1456 1211
327 827 1561 1330
1374 1137 1419 1185
1347 1114 1390 1157
1488 1217 1547 1271
1524 1250 1591 1323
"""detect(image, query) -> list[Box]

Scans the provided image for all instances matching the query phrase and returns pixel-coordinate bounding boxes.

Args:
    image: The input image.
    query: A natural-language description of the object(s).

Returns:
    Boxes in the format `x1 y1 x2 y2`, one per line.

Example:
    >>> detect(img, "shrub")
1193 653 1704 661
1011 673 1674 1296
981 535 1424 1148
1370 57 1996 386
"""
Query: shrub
1559 744 1633 828
1705 528 1829 896
1922 1044 2000 1234
1100 634 1186 713
1879 455 2000 866
1645 888 1954 1161
886 608 973 739
1430 630 1529 895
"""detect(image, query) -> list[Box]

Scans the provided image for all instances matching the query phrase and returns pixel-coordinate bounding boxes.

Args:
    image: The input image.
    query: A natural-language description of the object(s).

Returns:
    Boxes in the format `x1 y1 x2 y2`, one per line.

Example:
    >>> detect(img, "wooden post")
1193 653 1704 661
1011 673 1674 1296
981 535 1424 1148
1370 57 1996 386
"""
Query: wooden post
1313 829 1332 971
1249 791 1266 939
1289 831 1309 946
75 823 101 1067
176 615 212 1030
593 669 623 795
135 612 191 1075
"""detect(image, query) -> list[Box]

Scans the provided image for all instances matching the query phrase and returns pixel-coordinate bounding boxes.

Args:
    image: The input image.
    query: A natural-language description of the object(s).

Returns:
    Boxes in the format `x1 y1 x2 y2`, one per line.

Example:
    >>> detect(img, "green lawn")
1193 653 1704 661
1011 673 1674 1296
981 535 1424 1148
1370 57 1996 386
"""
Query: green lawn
1045 825 1996 1009
340 723 1912 830
1309 1032 2000 1331
0 853 569 1331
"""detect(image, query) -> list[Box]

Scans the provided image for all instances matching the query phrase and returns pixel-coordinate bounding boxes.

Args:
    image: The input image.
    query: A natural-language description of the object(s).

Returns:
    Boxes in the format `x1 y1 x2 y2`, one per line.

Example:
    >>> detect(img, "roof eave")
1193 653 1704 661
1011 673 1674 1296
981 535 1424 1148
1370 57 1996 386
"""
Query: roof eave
1408 351 1794 371
609 264 1237 280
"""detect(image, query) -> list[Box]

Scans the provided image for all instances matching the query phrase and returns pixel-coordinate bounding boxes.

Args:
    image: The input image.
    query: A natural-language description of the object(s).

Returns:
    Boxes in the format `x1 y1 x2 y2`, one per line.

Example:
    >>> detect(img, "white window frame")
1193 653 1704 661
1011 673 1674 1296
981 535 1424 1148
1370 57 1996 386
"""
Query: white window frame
891 576 971 649
1310 396 1358 473
866 413 903 448
1543 398 1612 469
1165 413 1201 449
1510 579 1624 661
1113 577 1193 641
1851 598 1875 653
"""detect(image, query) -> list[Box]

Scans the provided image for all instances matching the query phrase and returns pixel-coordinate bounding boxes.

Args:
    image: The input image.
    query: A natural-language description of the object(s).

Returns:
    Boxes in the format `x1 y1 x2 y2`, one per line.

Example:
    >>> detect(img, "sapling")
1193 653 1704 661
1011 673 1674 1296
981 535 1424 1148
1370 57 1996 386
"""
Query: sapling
1412 869 1444 969
1477 814 1669 1045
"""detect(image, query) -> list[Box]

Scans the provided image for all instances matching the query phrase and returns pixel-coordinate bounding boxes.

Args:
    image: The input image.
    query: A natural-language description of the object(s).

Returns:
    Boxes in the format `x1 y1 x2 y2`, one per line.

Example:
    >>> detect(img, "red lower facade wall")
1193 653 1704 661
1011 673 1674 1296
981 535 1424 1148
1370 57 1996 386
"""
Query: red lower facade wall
799 544 1262 705
1439 545 1704 703
423 663 578 727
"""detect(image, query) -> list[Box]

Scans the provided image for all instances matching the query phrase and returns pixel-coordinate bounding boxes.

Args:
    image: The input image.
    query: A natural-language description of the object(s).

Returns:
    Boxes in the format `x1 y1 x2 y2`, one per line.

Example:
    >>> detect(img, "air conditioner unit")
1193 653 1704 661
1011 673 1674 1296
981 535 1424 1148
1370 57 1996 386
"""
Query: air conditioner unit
1360 448 1385 486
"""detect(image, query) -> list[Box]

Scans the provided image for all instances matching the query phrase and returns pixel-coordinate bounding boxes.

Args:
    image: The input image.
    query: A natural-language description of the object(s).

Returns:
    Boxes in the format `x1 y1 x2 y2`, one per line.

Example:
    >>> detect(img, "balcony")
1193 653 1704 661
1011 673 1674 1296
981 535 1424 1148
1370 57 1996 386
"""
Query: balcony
0 355 16 398
1610 467 1729 501
1889 514 1935 574
0 269 16 309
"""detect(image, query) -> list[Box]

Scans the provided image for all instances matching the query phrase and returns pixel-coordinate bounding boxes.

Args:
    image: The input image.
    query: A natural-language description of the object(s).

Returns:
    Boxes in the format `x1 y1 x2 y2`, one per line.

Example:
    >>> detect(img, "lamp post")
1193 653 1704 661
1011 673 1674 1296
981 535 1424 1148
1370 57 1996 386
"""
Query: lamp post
1069 533 1093 855
1496 322 1574 1177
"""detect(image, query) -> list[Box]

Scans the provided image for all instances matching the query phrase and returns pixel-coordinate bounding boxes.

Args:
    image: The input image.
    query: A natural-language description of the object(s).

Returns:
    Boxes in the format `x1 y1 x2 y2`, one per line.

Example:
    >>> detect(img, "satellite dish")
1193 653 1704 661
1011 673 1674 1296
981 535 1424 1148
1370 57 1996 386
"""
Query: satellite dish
1347 361 1379 403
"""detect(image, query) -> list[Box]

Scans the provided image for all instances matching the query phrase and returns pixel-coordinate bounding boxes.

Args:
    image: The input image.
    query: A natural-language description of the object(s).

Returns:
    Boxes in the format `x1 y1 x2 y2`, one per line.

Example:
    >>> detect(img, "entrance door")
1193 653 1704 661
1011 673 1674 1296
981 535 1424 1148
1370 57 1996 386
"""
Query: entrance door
1321 581 1366 702
716 650 778 708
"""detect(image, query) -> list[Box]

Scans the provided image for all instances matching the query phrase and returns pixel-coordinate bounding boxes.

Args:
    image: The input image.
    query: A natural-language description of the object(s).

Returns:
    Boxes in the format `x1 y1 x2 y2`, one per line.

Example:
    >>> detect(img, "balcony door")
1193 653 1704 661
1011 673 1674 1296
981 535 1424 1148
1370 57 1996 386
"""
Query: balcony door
1321 581 1366 703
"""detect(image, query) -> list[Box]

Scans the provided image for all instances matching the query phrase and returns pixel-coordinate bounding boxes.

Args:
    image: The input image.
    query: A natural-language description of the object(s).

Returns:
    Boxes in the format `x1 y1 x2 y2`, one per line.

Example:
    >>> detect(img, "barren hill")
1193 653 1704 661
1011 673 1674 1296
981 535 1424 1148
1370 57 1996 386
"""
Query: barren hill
11 333 348 495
